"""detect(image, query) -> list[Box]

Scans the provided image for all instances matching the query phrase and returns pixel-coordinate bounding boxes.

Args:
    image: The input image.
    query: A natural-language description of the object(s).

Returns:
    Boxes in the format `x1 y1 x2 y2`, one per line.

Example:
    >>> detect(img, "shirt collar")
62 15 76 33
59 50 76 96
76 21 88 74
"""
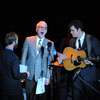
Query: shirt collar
37 36 44 45
77 32 85 41
76 32 86 49
5 46 13 51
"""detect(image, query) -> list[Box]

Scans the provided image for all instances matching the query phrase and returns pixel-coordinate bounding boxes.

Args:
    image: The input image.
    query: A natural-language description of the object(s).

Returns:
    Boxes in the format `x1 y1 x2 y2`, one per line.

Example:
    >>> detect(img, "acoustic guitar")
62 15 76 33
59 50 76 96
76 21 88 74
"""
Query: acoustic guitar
62 47 100 71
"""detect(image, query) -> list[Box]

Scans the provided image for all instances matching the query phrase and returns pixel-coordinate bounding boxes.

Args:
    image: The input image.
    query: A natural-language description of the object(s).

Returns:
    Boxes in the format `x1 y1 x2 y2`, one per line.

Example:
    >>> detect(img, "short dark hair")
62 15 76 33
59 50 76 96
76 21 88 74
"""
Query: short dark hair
5 32 18 45
68 19 84 31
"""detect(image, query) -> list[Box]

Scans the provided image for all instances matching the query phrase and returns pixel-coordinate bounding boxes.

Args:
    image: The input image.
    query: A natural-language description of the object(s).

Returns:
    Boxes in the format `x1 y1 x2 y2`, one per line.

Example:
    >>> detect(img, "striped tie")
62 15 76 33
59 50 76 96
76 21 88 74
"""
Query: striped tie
37 39 41 55
78 39 81 51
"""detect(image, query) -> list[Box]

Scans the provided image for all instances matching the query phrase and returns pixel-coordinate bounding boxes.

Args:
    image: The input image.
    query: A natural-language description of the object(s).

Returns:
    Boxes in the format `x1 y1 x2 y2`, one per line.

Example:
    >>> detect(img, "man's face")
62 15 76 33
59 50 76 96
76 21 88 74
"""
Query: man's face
36 22 47 39
70 26 79 38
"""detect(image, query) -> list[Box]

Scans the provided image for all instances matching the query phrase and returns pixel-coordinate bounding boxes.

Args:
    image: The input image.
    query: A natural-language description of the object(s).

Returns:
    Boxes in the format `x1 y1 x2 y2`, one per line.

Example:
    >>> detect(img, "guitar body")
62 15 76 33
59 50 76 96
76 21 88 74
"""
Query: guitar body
63 47 86 71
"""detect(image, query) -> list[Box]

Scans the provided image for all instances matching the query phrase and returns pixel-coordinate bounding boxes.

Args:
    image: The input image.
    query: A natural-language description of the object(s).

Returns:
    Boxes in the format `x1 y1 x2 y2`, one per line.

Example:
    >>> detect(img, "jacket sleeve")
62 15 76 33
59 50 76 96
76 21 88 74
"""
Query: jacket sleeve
12 55 27 80
91 37 100 57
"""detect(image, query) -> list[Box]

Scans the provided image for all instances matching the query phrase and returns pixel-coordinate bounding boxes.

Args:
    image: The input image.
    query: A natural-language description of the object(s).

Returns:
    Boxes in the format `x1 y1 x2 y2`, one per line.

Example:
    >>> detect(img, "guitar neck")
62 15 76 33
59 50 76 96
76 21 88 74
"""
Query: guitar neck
86 57 100 61
78 56 100 61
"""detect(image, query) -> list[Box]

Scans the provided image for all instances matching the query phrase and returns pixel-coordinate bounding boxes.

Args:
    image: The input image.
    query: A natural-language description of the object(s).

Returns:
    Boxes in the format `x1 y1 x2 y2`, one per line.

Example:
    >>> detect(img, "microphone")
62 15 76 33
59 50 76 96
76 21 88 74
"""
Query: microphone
47 42 52 52
41 46 44 58
47 42 57 56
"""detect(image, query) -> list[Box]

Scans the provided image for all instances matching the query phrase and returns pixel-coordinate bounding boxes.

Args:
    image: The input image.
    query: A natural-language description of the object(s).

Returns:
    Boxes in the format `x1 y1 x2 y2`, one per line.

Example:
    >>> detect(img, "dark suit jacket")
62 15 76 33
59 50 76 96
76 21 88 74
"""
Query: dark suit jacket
70 34 100 83
0 49 27 95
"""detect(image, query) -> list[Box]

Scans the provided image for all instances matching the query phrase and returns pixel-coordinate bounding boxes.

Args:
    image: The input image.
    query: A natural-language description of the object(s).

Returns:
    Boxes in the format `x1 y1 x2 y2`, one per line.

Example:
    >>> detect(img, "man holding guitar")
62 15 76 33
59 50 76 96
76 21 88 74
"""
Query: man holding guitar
57 19 100 100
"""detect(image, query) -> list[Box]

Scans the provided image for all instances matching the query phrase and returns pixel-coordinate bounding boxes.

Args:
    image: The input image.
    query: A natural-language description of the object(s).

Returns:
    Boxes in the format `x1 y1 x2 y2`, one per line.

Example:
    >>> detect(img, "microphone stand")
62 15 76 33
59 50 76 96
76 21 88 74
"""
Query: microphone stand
47 50 54 100
73 72 100 95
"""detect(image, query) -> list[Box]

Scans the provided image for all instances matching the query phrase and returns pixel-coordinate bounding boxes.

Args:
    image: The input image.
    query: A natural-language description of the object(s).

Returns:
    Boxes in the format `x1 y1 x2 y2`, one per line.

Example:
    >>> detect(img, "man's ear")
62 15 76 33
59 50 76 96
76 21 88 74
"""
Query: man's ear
12 41 16 45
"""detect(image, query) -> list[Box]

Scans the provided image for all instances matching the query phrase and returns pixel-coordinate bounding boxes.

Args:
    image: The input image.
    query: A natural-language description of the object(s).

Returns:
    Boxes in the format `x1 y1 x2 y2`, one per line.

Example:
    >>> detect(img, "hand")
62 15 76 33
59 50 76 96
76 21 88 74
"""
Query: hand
57 57 63 64
57 52 67 60
45 78 50 85
84 60 92 65
20 79 25 82
25 71 30 77
57 52 68 64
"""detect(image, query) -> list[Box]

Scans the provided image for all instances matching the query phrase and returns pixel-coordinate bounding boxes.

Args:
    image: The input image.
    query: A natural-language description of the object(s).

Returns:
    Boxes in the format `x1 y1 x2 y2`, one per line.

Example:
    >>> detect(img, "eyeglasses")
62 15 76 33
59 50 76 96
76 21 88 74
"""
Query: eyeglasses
38 26 47 30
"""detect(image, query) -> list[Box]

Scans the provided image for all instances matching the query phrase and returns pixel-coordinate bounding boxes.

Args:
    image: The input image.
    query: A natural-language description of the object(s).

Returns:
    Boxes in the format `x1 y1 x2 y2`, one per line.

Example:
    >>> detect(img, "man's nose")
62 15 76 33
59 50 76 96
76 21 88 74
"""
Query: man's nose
41 28 45 31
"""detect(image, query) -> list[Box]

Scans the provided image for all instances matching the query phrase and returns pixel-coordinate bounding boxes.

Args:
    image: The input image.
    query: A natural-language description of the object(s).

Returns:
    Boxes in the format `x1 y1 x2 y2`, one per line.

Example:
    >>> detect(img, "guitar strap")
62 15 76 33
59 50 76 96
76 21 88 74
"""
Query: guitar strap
86 35 91 58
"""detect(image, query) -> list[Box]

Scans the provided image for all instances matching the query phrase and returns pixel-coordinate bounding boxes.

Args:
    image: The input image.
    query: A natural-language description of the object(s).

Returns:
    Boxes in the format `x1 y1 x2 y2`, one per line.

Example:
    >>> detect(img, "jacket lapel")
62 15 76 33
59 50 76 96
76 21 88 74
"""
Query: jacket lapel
32 36 37 56
81 34 87 50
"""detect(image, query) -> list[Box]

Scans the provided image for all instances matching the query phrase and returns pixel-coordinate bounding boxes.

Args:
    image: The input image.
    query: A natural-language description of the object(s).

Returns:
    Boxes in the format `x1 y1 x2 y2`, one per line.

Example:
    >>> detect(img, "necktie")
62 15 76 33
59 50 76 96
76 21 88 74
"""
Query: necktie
37 39 41 55
78 39 81 51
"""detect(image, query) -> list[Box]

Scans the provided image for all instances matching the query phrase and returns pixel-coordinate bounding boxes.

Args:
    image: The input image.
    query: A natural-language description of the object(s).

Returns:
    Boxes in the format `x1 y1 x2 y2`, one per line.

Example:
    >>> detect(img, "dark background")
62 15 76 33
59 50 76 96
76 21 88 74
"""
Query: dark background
0 13 100 59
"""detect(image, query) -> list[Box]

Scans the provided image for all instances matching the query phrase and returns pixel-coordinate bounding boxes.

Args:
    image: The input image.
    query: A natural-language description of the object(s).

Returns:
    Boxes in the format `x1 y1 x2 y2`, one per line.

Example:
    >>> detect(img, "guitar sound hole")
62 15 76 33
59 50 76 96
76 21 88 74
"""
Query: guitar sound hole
74 60 81 66
77 56 82 61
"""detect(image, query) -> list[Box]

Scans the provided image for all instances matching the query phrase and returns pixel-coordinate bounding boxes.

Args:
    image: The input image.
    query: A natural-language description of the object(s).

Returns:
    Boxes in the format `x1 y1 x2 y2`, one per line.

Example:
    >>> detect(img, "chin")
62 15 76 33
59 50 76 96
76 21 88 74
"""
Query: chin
40 35 44 38
14 45 18 48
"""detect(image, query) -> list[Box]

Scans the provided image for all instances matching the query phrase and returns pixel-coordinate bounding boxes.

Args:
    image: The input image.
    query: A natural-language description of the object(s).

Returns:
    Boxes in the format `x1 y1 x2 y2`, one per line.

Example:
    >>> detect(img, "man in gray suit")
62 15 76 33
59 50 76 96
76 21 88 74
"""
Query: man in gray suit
21 21 54 100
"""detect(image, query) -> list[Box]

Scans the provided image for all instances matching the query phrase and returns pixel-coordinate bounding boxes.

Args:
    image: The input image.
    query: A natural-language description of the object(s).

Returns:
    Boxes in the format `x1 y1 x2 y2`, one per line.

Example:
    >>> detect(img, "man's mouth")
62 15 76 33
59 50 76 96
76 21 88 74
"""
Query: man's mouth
41 32 44 34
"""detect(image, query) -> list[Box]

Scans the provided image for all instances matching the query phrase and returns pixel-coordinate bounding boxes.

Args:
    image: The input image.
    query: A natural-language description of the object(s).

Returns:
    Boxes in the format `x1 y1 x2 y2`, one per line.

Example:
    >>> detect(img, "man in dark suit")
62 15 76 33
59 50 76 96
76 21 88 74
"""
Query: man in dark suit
68 19 100 100
21 21 54 100
0 32 29 100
